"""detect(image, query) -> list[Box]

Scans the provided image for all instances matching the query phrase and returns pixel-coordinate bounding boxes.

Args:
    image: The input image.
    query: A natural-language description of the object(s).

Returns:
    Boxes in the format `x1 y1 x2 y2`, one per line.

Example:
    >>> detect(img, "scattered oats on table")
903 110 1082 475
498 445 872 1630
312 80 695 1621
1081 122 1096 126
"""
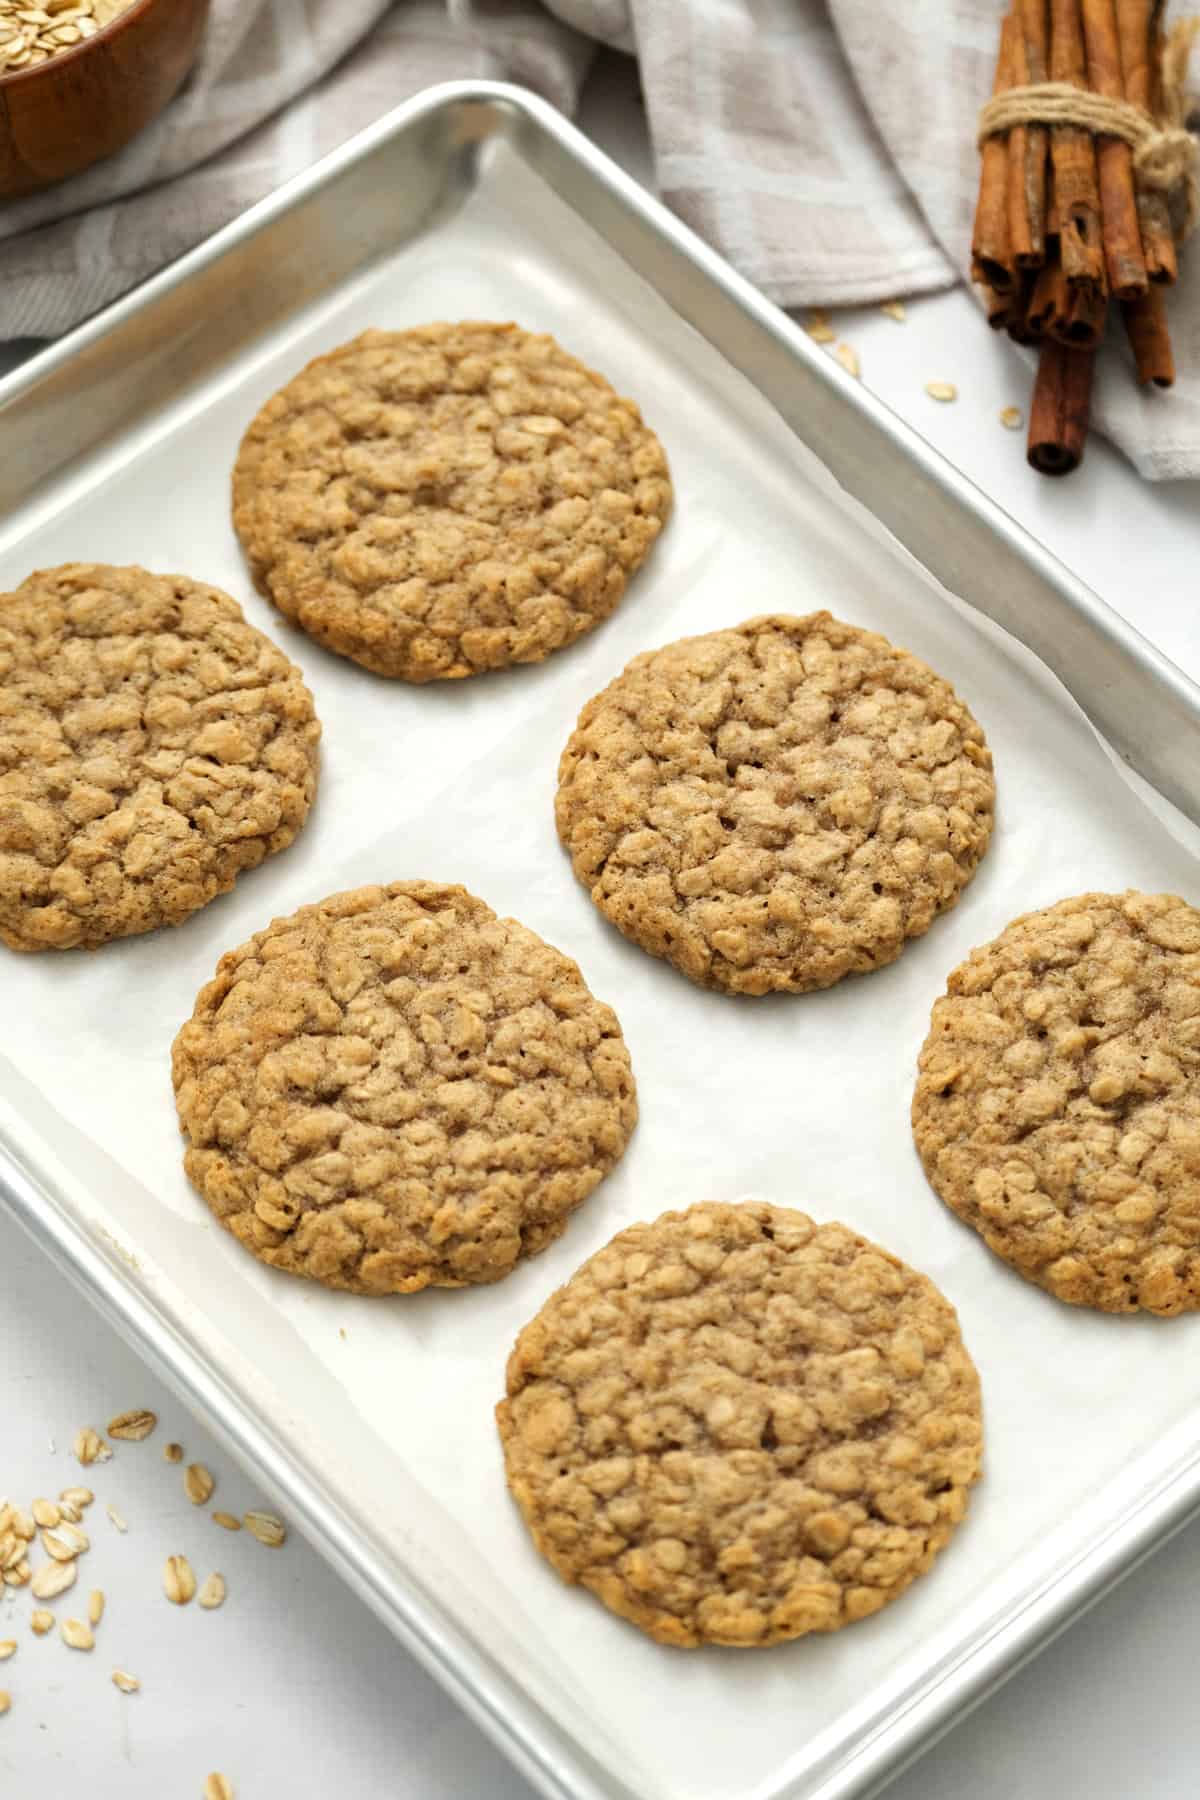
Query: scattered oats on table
87 1589 104 1627
30 1560 74 1600
163 1555 197 1606
112 1669 140 1694
30 1610 53 1636
925 381 958 402
105 1505 128 1534
204 1775 234 1800
197 1572 226 1610
211 1512 241 1533
243 1511 286 1549
60 1617 94 1652
0 1641 15 1661
0 1691 9 1717
184 1464 215 1506
803 309 835 344
834 342 861 378
72 1427 109 1467
164 1443 184 1465
107 1409 156 1443
999 405 1024 429
880 299 907 321
41 1525 86 1563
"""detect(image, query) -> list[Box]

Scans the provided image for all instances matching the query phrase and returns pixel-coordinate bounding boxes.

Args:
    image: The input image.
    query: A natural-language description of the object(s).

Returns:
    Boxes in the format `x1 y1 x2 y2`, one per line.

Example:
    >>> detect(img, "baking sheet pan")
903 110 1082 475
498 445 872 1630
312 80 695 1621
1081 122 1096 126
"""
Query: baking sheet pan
2 82 1200 1800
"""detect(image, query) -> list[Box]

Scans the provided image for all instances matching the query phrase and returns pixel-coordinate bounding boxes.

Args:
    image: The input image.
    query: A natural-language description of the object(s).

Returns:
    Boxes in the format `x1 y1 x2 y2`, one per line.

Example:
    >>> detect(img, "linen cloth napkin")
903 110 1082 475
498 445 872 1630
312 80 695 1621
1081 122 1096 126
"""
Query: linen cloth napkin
2 0 1196 479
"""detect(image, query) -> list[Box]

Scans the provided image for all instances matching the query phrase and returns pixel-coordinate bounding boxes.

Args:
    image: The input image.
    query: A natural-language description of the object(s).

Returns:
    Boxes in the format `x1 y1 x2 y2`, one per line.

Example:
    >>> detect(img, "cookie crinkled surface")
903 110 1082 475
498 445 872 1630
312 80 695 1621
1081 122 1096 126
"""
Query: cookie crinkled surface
914 890 1200 1316
555 611 994 995
0 563 319 952
172 881 637 1293
497 1201 982 1647
232 322 672 683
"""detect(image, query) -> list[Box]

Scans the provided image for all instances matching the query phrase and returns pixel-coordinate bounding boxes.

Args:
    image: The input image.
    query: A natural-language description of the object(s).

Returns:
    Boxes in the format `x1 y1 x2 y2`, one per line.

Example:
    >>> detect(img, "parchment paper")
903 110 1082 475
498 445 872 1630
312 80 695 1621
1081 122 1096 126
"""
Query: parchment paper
2 145 1200 1800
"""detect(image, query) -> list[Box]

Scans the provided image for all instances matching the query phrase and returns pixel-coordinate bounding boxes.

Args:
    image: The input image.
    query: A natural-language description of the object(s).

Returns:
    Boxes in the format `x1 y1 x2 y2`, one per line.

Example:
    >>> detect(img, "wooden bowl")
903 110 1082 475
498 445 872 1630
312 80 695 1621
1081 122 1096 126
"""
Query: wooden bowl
0 0 210 199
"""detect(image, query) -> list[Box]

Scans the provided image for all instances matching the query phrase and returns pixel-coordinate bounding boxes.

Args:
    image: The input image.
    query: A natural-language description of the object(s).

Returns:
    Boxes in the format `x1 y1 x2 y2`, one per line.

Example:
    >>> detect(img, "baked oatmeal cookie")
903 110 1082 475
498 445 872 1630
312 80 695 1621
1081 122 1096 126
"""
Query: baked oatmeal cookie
555 612 994 995
913 890 1200 1315
497 1200 982 1647
232 323 672 682
172 881 637 1292
0 563 319 951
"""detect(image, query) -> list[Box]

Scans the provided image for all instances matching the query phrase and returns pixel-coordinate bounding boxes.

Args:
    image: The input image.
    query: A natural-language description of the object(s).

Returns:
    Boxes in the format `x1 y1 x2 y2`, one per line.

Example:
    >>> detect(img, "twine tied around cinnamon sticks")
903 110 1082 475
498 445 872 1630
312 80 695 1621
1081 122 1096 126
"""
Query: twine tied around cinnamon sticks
978 18 1200 238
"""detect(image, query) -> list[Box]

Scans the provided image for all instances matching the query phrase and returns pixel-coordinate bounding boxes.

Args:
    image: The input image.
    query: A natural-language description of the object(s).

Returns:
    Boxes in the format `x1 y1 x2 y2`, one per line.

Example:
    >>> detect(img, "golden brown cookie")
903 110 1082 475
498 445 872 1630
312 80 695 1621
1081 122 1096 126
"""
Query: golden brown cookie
172 881 637 1293
496 1201 982 1648
555 612 994 995
231 323 672 682
0 564 319 952
913 890 1200 1316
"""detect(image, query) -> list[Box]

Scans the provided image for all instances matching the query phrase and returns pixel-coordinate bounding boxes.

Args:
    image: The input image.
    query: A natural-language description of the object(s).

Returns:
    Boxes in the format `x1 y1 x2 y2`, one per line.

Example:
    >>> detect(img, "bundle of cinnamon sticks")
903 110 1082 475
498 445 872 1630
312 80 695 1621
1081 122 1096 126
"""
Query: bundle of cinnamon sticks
972 0 1182 475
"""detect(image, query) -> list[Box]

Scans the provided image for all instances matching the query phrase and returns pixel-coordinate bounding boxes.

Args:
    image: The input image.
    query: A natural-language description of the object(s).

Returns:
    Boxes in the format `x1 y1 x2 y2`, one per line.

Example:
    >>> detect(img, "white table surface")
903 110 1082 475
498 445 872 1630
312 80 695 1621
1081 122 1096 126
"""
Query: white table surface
3 51 1200 1800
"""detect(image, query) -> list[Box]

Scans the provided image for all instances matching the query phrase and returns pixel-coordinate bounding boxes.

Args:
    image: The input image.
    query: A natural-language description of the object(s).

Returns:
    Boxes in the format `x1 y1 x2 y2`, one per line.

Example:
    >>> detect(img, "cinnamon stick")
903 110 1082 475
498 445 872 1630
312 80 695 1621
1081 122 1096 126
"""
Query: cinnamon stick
1024 246 1107 346
1053 278 1108 345
980 281 1013 329
973 13 1020 293
1007 278 1044 344
1027 258 1066 335
1004 269 1040 342
1044 165 1062 251
1122 285 1175 383
1117 0 1177 281
1008 0 1051 265
1022 164 1058 337
1028 340 1095 473
1080 0 1149 298
1049 0 1106 293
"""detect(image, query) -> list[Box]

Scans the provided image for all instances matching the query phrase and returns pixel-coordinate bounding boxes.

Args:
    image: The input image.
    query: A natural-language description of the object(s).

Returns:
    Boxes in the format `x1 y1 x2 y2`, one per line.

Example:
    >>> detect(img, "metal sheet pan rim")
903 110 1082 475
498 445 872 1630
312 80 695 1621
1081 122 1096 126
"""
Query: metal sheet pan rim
2 78 1200 1800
